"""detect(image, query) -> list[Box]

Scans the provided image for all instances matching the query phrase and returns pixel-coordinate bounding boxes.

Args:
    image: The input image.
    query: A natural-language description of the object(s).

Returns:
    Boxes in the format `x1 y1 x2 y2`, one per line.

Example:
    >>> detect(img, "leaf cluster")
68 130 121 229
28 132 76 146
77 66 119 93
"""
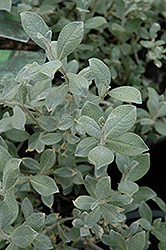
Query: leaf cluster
0 2 166 250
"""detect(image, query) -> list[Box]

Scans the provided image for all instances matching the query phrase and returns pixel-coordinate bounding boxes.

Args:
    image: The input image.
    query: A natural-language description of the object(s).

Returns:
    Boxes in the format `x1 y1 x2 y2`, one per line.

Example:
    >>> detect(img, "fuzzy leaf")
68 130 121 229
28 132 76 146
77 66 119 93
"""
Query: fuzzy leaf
24 213 45 230
139 201 152 223
3 158 21 190
84 206 101 227
88 146 114 169
77 116 101 139
40 149 56 174
45 84 68 111
0 145 12 172
21 197 34 219
12 225 38 248
152 227 166 243
0 190 18 229
73 196 96 210
102 230 127 249
0 0 12 11
100 203 124 223
89 58 111 86
128 231 146 250
67 73 89 97
40 60 62 79
107 132 149 156
40 132 63 145
54 167 77 178
58 224 70 243
109 86 142 104
57 21 84 60
37 116 57 132
41 194 54 208
12 105 26 131
22 157 40 171
28 132 45 153
32 233 53 249
75 136 98 157
30 176 59 196
58 115 74 130
20 11 50 50
118 180 139 196
137 218 151 231
147 87 159 117
0 117 13 133
81 101 103 123
85 17 107 29
104 105 137 140
126 153 150 182
95 176 111 200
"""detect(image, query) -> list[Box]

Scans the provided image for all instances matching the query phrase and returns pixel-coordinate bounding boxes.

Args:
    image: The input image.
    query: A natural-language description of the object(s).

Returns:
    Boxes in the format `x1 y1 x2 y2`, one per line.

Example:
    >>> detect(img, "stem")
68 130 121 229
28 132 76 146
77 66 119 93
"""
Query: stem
79 237 104 250
45 41 69 84
91 0 99 14
0 99 44 131
133 46 141 65
62 225 104 250
100 100 113 106
0 231 11 241
20 105 44 131
152 107 160 122
43 217 74 234
5 176 30 193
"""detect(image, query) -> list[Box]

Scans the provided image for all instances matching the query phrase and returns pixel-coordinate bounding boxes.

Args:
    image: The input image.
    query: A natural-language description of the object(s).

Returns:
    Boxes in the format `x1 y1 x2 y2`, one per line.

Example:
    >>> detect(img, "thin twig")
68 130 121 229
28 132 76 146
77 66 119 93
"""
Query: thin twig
62 225 104 250
133 46 141 65
100 100 114 106
20 105 45 131
0 231 11 241
0 99 44 132
43 217 74 234
80 236 104 250
45 41 69 84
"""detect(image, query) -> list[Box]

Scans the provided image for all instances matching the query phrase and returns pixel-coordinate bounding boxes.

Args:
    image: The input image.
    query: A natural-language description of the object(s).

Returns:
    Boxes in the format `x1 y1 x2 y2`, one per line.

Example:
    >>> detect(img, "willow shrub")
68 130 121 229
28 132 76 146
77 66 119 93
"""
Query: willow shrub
0 11 166 250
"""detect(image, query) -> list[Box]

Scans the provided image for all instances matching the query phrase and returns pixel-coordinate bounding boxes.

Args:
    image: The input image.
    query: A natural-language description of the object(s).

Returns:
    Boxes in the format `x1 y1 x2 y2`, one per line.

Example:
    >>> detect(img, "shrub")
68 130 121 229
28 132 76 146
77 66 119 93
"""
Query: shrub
0 2 166 250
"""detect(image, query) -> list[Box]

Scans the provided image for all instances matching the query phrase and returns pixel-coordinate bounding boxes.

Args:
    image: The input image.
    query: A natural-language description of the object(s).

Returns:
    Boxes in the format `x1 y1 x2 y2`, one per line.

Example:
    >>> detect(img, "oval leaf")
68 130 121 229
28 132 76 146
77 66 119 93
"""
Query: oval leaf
57 21 84 60
75 137 98 157
128 231 146 250
30 176 59 196
77 115 101 139
109 86 142 104
12 105 26 131
12 225 38 248
45 84 68 112
73 195 96 210
85 17 107 29
20 11 50 50
88 146 114 169
104 105 137 140
118 180 139 196
89 58 111 86
108 132 149 156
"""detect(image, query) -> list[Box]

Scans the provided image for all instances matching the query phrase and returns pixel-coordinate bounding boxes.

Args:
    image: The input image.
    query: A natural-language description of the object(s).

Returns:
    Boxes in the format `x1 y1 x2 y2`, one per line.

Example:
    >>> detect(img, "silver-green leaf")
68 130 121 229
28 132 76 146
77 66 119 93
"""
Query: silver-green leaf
12 105 26 131
77 116 101 139
30 176 59 196
57 21 84 60
12 225 38 248
20 11 50 50
45 84 68 112
109 86 142 104
104 105 137 140
107 132 149 156
88 146 114 169
89 58 111 86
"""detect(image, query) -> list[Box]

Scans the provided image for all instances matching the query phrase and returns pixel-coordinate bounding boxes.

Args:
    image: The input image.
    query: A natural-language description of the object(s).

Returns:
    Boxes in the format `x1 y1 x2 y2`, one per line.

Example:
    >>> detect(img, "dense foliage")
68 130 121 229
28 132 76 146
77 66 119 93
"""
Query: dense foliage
0 1 166 249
